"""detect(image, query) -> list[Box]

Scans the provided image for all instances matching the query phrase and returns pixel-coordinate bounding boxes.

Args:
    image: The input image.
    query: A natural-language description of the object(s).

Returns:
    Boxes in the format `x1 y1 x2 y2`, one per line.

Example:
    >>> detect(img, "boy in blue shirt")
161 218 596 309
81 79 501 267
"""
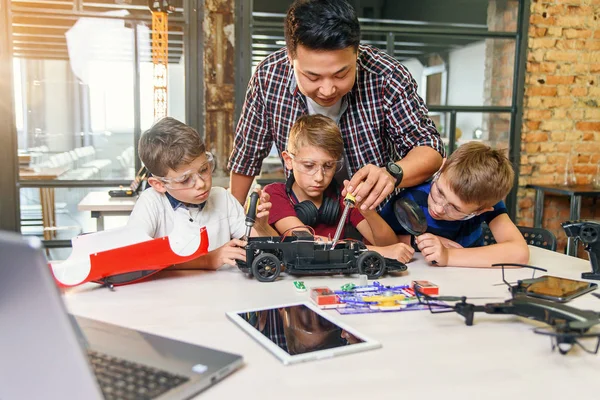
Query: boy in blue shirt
382 142 529 268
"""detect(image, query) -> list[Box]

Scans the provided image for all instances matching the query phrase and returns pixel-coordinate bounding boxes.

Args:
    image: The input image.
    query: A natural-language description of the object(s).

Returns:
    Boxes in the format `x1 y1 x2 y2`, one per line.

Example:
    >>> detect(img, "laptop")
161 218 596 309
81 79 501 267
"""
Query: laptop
0 231 243 400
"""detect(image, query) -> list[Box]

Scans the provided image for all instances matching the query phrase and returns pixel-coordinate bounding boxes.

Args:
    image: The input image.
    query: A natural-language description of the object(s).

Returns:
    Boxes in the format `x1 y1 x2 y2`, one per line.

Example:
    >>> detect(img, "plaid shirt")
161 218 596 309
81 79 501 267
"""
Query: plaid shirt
229 45 445 206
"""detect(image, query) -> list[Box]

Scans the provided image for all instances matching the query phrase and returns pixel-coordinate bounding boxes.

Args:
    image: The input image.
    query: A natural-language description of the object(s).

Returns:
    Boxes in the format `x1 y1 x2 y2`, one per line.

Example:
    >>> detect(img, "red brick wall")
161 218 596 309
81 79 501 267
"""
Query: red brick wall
518 0 600 255
485 1 517 145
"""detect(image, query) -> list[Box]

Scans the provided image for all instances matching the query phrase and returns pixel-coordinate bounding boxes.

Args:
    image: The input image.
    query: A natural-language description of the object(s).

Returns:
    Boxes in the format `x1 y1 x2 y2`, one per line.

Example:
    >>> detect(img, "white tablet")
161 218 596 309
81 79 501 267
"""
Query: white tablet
226 301 381 365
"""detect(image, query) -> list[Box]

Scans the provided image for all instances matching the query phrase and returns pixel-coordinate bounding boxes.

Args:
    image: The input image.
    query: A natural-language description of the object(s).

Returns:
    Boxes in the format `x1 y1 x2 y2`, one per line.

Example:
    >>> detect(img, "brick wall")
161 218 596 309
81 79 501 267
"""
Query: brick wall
519 0 600 255
485 0 517 146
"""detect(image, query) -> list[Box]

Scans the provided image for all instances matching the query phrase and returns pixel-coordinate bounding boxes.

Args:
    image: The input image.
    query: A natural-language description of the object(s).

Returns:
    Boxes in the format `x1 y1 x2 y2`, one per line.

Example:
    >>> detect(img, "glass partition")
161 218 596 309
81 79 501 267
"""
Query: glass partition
10 0 189 243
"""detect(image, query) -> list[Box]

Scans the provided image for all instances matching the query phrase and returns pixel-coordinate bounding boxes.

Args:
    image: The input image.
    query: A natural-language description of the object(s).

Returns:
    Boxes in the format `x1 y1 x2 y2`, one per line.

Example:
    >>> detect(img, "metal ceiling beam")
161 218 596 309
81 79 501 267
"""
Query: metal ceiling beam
13 35 184 46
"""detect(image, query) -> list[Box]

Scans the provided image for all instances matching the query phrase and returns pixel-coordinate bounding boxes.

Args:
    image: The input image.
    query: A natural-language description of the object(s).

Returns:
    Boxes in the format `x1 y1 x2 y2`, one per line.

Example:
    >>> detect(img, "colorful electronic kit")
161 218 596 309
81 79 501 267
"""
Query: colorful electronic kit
310 281 444 314
411 280 439 295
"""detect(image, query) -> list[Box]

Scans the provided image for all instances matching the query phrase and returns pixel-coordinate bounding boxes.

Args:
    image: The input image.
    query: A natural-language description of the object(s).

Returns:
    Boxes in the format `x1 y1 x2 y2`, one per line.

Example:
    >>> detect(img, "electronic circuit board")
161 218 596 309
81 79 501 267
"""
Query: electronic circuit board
310 281 445 315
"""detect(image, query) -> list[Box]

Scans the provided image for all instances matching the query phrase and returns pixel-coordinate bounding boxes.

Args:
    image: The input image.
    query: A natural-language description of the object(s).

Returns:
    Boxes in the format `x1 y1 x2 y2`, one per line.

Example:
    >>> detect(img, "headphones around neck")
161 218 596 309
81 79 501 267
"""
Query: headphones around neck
285 174 340 226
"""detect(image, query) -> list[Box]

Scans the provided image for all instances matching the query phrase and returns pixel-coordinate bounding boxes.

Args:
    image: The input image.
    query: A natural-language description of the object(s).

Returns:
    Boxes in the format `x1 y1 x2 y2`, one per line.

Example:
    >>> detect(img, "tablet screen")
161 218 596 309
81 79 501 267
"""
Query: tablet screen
236 304 365 356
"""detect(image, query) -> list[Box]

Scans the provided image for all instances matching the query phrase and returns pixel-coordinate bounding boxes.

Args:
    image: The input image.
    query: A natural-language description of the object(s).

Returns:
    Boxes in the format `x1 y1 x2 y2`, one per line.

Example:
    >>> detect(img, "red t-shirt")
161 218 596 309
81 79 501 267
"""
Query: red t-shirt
264 182 365 240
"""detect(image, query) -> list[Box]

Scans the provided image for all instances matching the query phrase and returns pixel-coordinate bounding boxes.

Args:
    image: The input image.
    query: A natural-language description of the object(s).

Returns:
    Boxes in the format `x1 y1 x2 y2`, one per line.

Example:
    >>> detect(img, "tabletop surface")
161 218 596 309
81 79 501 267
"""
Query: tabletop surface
19 166 68 180
526 183 600 196
64 247 600 399
77 190 138 212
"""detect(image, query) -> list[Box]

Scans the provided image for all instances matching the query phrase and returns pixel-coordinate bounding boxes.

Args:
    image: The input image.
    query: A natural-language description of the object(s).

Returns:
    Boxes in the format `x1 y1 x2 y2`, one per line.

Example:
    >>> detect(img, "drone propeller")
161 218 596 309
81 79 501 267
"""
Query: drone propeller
533 327 600 355
493 263 548 291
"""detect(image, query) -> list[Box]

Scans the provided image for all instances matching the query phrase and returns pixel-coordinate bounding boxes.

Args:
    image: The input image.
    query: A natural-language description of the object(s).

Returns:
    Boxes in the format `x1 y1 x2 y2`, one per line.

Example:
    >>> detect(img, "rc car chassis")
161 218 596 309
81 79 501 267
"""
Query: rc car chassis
236 231 407 282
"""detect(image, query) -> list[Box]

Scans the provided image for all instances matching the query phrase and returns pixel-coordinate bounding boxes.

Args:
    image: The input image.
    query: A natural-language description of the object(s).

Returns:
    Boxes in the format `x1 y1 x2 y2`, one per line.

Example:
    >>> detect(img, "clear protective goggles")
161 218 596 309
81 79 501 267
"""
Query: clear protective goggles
155 152 215 190
289 153 344 176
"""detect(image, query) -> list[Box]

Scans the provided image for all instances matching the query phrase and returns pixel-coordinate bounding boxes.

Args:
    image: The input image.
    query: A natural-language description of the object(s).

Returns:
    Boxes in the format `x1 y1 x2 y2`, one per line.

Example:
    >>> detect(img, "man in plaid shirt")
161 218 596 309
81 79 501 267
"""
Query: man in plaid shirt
229 0 445 218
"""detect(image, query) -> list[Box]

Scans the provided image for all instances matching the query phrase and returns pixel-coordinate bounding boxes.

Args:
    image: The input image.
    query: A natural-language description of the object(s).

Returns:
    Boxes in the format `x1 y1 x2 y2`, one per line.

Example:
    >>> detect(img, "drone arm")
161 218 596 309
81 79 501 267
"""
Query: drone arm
492 296 600 330
454 303 486 326
482 302 518 316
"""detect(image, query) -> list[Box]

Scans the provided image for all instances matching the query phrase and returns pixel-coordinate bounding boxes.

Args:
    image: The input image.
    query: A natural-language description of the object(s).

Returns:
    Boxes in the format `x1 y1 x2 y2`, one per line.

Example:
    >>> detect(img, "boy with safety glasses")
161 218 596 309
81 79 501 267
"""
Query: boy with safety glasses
264 114 415 264
388 141 529 268
127 117 277 269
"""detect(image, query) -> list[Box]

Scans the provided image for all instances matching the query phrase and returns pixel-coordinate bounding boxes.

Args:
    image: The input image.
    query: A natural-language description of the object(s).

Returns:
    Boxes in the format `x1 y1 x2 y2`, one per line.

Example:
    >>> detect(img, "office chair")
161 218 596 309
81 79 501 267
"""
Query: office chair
481 223 557 251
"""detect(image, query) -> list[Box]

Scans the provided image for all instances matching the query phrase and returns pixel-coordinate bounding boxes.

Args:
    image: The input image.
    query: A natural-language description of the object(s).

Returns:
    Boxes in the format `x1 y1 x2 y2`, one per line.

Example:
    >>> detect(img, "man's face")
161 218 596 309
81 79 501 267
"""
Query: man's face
290 44 357 107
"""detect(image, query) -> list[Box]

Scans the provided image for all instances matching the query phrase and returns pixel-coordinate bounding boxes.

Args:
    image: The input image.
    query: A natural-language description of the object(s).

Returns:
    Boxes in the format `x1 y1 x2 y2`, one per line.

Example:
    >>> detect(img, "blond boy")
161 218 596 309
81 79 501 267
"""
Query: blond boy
264 114 414 264
391 142 529 268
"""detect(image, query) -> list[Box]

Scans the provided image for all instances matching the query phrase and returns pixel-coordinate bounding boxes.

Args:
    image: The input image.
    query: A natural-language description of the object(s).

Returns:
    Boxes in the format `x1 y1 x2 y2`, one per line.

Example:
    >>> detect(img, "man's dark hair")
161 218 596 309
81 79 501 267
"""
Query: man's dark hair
284 0 360 58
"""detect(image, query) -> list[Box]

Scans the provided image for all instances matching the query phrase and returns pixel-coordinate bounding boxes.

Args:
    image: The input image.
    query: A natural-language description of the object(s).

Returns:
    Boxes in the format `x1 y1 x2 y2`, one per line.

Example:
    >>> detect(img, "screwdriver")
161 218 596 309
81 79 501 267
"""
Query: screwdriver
243 191 260 240
330 192 356 249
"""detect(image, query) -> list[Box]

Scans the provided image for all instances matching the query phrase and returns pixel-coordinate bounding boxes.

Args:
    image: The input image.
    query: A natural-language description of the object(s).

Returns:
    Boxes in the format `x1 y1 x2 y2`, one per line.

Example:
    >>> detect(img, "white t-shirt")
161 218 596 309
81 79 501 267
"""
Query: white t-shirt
306 96 344 123
127 187 246 251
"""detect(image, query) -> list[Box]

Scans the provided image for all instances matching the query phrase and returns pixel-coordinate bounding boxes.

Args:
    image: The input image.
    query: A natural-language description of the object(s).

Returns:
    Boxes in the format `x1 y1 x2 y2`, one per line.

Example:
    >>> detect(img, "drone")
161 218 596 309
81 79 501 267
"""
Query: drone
415 263 600 355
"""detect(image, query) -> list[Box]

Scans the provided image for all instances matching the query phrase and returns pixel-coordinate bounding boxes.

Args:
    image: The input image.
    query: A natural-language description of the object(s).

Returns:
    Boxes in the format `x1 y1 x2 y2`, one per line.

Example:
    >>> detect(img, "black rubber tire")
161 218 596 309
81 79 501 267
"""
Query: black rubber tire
251 253 282 282
357 251 386 279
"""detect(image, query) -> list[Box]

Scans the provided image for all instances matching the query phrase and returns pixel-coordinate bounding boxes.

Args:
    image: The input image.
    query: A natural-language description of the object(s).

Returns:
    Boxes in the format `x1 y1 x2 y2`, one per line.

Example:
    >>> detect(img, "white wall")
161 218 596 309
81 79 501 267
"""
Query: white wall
43 60 73 152
447 40 485 141
401 59 425 99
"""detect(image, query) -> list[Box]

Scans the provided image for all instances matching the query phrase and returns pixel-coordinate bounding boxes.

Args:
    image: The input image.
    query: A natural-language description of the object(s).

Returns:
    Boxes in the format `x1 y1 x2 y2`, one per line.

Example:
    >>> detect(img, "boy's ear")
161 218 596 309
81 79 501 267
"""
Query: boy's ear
479 206 495 214
147 176 168 193
281 151 293 171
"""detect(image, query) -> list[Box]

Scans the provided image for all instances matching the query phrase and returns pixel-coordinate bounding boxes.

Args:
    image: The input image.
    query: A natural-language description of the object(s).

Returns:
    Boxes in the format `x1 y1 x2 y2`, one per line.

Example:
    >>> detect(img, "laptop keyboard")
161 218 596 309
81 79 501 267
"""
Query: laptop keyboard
88 350 190 400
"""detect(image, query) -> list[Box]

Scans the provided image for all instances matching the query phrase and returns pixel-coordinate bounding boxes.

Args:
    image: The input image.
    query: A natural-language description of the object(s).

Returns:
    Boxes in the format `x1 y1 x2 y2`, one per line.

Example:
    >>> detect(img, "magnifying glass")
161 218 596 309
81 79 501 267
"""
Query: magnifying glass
393 198 437 264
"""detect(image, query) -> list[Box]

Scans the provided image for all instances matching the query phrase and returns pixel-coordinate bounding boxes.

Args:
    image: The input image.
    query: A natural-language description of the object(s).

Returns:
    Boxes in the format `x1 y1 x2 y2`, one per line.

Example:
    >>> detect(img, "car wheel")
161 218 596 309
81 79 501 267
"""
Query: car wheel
252 253 282 282
357 251 385 279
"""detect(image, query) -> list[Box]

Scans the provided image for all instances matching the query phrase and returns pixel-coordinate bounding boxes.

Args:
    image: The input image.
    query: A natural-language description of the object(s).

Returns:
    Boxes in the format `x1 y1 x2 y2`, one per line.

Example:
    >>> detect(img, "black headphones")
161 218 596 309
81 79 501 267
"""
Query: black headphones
285 174 340 226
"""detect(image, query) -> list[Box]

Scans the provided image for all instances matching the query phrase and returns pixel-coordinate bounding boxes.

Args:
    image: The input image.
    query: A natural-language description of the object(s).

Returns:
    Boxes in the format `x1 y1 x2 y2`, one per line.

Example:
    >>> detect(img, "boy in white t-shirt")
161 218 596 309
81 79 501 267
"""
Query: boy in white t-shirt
127 117 277 269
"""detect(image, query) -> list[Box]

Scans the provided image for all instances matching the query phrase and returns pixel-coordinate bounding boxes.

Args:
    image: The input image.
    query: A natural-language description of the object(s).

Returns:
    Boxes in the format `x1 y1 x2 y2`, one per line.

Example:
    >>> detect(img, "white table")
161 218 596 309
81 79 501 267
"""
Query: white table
78 191 137 231
64 247 600 399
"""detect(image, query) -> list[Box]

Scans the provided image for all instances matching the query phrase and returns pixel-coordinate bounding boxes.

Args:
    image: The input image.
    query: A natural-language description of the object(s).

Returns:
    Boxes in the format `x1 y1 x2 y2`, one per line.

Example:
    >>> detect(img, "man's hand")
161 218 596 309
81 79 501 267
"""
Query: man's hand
254 189 272 223
415 233 449 266
212 239 247 266
251 189 279 236
342 164 396 211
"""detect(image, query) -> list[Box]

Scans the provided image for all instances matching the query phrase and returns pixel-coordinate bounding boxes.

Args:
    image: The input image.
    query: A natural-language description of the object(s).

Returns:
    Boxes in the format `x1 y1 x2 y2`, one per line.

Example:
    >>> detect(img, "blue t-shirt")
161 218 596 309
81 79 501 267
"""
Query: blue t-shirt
380 182 507 248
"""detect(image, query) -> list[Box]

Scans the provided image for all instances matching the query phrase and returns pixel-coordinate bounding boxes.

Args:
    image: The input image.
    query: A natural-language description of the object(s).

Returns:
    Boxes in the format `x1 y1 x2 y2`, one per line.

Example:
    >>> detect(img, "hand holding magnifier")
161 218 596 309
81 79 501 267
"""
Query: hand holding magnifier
393 198 438 265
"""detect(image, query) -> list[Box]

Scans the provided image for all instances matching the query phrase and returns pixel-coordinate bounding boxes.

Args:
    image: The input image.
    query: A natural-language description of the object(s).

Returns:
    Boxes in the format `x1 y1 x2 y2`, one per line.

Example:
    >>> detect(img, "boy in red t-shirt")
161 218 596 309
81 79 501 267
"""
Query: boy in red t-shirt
264 115 414 264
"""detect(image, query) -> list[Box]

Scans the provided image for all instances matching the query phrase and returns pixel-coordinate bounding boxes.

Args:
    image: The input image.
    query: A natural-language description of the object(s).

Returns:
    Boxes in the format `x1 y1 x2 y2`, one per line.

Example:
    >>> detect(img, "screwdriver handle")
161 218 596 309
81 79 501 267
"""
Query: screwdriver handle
244 192 260 239
245 192 260 224
344 192 356 206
